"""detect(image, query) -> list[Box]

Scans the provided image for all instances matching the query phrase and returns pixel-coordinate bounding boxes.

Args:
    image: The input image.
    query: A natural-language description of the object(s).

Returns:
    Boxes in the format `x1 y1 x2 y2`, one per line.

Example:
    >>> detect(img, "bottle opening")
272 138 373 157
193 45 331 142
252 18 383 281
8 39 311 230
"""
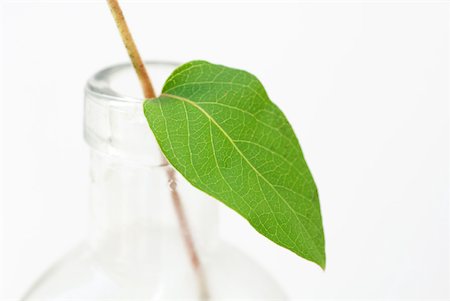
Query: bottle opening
83 61 179 165
85 61 179 102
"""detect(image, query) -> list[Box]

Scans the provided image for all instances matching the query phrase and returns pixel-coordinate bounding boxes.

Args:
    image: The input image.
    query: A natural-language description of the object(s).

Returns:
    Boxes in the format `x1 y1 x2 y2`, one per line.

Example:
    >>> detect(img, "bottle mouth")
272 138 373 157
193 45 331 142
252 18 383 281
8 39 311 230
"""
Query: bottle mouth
84 61 179 165
85 60 179 103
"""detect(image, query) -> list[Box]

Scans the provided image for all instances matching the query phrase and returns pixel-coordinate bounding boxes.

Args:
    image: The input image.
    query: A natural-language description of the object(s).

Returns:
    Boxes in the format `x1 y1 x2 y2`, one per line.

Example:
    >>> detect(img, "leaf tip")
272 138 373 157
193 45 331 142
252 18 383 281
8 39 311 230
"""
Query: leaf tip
319 259 326 271
315 251 326 271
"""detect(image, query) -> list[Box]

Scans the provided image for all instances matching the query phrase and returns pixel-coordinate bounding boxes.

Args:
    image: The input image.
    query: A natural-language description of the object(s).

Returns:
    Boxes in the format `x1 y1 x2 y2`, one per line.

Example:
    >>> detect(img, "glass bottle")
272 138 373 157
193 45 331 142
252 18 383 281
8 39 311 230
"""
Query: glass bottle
23 62 287 300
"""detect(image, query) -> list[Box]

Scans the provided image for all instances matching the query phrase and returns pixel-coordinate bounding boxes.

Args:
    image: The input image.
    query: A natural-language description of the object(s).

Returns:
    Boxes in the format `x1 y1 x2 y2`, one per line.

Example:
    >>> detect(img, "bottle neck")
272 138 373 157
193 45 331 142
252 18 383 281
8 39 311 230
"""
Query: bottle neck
87 147 220 261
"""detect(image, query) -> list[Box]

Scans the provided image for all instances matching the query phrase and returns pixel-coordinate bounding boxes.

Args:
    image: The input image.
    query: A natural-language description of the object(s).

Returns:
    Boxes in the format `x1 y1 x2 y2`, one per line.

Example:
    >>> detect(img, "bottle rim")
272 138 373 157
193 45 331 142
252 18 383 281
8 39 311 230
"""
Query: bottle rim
84 60 179 103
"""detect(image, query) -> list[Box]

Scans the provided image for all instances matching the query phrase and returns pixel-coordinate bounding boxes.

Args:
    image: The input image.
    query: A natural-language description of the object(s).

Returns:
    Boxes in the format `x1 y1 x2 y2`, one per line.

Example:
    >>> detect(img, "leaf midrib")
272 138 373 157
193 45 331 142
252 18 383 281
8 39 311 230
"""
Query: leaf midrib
160 92 323 259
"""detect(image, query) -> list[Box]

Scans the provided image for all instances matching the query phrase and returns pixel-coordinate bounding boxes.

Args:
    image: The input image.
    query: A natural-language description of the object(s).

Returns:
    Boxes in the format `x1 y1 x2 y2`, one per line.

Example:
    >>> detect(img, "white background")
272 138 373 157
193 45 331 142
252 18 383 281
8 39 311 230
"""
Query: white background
1 1 449 300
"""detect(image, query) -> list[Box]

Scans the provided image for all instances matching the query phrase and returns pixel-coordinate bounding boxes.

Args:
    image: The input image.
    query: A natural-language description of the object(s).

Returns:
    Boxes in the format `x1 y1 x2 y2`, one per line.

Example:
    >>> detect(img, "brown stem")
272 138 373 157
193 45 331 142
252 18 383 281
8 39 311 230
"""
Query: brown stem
107 0 155 99
165 162 209 300
106 0 209 299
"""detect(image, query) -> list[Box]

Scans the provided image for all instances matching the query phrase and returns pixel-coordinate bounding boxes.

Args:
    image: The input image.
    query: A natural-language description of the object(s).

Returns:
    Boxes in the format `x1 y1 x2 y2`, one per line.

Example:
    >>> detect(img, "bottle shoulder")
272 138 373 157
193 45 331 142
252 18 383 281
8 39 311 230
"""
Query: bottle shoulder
23 241 287 301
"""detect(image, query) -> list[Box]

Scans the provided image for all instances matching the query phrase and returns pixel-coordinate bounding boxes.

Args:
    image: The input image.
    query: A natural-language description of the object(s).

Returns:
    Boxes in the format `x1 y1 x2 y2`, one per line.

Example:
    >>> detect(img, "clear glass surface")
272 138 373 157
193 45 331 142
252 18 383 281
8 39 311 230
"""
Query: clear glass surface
23 62 287 301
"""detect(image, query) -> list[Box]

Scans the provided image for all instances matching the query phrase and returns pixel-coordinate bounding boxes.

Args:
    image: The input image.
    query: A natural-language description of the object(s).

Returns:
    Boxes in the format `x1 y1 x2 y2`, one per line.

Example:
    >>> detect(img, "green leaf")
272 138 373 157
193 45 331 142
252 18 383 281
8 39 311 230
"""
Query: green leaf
143 60 325 269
